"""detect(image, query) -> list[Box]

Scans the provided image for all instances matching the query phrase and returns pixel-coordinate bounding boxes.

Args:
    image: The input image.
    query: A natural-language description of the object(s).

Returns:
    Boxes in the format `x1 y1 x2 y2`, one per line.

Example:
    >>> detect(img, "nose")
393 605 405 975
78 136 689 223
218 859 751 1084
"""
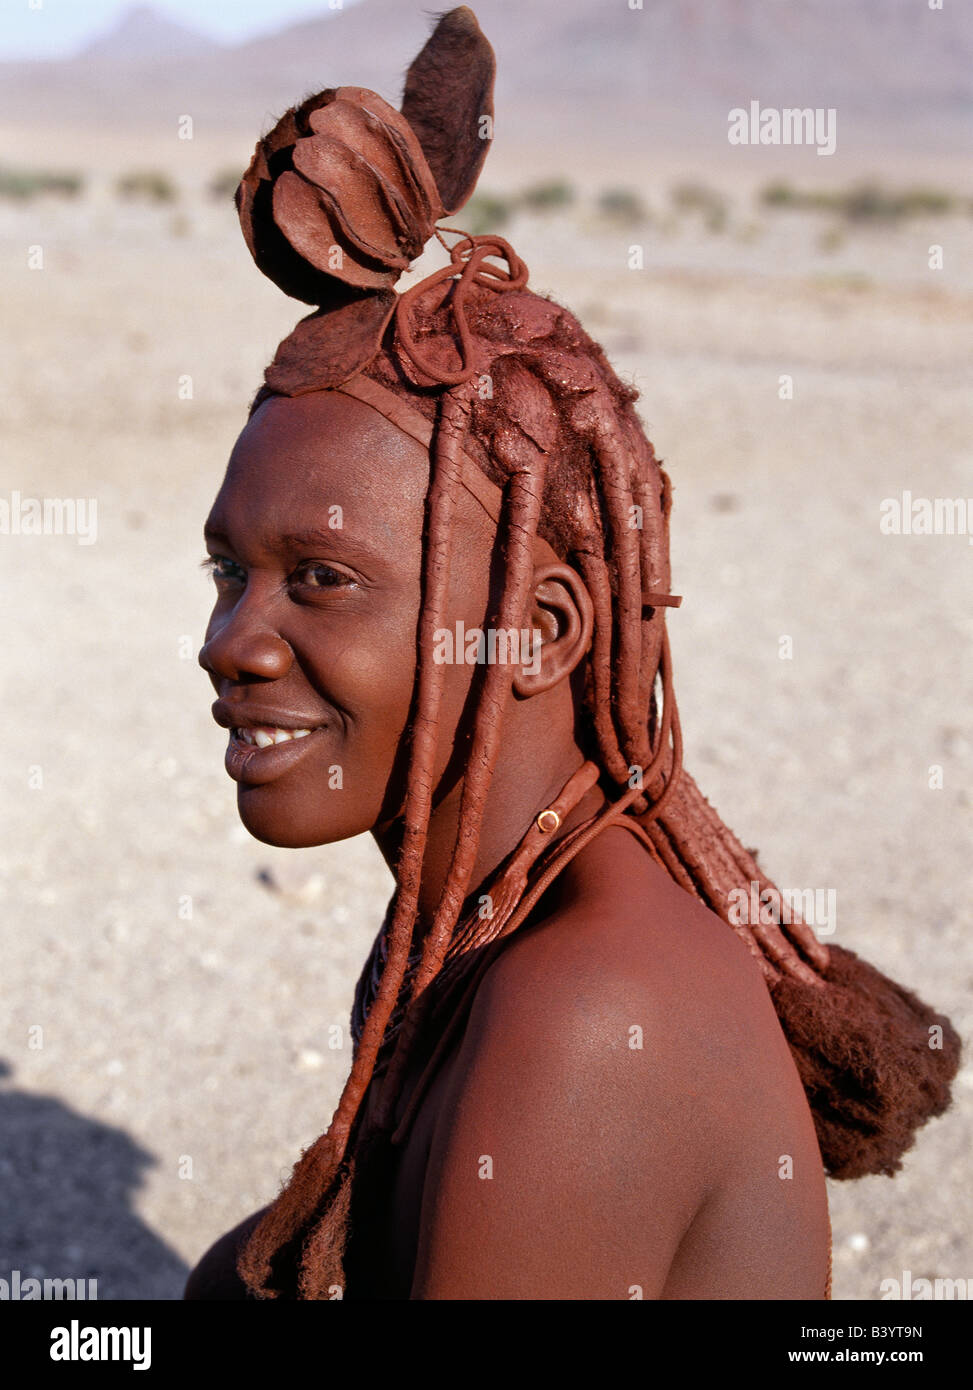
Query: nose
198 594 293 684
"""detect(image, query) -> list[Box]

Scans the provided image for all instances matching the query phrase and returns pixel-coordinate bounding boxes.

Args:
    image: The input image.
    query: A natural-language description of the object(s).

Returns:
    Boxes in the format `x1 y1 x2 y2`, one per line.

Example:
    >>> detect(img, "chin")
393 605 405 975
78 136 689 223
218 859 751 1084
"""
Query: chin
235 786 370 848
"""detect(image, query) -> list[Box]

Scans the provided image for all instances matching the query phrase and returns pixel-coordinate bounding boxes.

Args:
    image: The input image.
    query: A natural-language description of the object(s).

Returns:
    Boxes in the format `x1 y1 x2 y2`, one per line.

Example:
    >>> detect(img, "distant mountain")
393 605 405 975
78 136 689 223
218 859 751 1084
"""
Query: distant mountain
2 0 970 157
79 4 221 64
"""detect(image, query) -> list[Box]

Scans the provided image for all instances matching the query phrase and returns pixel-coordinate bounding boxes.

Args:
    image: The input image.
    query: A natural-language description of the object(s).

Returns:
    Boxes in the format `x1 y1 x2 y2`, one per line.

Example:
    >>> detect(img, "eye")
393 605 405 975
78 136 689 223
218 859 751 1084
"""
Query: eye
201 554 245 586
291 561 357 591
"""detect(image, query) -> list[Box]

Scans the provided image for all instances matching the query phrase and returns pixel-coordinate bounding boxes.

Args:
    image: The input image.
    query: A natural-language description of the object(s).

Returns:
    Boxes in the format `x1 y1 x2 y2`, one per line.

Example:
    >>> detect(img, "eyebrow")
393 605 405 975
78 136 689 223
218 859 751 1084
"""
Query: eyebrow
278 528 367 552
203 522 381 564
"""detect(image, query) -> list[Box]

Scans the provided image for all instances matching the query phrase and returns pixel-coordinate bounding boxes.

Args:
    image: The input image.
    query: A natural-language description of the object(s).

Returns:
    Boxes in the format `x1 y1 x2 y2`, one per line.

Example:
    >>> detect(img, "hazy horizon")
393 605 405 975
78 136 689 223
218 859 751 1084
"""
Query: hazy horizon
0 0 353 61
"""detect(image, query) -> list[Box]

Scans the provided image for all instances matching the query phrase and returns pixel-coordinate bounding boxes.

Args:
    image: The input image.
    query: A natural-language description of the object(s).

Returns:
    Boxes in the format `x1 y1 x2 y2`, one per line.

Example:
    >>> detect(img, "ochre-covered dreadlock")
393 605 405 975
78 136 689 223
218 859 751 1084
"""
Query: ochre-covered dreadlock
228 8 960 1300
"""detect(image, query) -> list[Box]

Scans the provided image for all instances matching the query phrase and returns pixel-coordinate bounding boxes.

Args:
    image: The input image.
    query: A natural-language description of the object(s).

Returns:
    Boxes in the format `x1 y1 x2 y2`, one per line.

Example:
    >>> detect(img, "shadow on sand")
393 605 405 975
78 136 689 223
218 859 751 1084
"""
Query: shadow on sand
0 1060 188 1299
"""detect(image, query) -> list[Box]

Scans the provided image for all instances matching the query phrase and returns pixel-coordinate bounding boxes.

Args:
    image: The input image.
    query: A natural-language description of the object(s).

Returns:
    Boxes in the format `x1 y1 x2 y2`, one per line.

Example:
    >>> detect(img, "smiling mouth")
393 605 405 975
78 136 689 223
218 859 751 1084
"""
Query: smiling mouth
224 723 326 786
233 725 313 749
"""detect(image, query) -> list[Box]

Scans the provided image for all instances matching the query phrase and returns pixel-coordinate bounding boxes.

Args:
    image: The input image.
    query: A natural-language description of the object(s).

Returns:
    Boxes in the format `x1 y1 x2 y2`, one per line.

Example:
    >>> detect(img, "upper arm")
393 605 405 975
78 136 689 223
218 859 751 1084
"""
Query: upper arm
409 935 728 1300
183 1207 268 1301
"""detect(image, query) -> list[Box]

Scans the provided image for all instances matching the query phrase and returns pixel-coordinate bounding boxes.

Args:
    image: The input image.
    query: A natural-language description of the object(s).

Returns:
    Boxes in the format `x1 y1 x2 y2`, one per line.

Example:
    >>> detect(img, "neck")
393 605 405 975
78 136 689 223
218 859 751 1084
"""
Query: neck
372 735 606 935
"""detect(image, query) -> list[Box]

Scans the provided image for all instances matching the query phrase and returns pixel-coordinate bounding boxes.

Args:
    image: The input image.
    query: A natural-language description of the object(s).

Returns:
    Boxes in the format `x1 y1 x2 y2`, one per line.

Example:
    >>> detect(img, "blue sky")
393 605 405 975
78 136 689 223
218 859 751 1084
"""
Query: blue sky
0 1 360 59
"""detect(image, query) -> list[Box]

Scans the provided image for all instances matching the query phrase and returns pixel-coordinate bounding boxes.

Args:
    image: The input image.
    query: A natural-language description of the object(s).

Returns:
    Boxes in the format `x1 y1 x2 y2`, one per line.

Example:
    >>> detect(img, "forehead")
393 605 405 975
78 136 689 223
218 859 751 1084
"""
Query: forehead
211 391 431 546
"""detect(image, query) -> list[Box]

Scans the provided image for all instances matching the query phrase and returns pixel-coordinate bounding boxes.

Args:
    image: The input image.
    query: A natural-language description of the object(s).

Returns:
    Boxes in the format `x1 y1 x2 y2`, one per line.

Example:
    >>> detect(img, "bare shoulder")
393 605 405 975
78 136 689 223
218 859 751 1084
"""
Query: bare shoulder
469 828 800 1129
411 829 830 1299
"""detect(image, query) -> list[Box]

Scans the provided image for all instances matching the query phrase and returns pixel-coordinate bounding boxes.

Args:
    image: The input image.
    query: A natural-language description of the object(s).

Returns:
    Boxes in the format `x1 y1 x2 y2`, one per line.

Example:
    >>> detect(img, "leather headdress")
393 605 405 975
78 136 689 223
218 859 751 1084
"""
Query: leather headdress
236 6 516 397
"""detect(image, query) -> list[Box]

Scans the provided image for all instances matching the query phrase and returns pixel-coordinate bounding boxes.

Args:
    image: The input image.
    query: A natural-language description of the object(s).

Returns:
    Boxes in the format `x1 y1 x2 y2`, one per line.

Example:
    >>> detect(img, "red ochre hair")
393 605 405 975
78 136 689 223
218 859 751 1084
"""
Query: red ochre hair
228 9 961 1299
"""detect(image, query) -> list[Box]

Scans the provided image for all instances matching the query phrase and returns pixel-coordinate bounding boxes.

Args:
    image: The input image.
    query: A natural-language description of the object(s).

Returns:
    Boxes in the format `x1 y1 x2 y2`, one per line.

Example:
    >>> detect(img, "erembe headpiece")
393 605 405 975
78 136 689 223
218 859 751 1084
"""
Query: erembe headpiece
230 7 959 1299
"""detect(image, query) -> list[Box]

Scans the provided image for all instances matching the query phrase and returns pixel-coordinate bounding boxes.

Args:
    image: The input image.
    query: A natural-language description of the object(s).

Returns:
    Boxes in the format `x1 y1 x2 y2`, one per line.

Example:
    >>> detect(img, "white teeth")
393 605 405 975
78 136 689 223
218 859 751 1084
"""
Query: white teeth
236 726 314 749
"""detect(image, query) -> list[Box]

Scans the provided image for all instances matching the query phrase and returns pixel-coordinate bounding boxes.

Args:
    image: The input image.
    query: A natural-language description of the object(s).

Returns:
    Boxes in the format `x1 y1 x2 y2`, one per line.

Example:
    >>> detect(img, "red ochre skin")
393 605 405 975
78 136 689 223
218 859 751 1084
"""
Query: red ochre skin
188 391 831 1300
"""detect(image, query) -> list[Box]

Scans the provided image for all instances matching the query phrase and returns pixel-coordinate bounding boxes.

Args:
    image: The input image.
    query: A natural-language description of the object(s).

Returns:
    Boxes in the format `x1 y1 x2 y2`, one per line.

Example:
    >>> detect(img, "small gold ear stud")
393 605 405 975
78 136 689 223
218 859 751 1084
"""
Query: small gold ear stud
536 809 561 833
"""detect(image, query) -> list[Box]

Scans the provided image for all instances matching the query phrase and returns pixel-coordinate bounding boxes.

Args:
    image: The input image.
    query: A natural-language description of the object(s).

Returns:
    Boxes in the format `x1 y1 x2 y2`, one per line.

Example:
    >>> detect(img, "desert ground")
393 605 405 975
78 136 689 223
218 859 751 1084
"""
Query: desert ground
1 126 971 1300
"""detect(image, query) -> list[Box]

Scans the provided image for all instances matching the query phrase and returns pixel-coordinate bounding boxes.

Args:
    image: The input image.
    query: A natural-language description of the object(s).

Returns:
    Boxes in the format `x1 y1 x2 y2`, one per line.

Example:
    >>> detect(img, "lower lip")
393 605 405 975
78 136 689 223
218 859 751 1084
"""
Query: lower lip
224 728 326 785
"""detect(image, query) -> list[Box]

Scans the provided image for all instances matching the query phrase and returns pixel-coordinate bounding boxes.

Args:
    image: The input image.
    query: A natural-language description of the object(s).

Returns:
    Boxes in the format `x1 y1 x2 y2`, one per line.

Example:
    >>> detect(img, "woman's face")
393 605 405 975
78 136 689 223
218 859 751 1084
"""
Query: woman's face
199 390 494 848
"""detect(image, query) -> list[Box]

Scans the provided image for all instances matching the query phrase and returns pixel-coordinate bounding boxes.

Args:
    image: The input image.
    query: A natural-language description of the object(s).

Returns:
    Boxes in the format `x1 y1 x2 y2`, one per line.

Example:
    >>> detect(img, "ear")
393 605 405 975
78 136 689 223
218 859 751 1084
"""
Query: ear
400 6 496 215
512 564 594 698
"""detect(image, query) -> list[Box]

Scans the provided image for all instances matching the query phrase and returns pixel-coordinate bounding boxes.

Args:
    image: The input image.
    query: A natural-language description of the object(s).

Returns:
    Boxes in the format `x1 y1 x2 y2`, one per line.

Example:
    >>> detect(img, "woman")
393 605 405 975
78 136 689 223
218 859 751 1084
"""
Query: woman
185 8 959 1300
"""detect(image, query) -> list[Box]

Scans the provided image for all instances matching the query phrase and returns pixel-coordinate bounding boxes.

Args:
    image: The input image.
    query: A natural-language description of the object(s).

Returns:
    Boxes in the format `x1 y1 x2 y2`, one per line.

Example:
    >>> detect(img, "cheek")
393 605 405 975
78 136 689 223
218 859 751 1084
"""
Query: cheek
307 605 422 756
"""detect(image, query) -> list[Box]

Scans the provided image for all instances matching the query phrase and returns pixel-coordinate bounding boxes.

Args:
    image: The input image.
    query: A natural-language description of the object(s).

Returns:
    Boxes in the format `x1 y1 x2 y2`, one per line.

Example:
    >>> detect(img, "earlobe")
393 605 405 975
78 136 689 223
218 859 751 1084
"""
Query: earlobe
512 563 594 698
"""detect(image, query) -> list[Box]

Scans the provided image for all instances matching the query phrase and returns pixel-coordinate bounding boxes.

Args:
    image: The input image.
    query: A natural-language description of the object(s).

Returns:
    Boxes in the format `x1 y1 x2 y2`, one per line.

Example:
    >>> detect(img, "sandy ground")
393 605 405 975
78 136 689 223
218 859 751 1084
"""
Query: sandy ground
1 168 971 1301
